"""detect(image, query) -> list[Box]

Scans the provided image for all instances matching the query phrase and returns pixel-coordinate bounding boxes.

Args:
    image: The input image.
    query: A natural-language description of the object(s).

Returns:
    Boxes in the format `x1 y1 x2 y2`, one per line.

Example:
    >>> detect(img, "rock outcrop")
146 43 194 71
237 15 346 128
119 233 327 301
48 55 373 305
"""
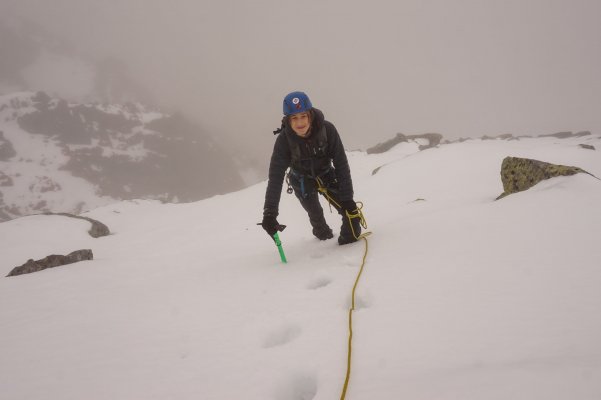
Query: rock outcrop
0 91 245 222
366 133 443 154
541 131 591 139
6 249 93 277
0 130 16 160
496 156 593 199
44 212 110 238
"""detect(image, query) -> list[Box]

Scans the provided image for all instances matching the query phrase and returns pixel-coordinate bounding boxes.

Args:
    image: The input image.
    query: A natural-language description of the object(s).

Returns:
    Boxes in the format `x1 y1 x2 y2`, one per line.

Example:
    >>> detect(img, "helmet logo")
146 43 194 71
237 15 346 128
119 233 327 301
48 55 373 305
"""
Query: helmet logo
283 92 312 116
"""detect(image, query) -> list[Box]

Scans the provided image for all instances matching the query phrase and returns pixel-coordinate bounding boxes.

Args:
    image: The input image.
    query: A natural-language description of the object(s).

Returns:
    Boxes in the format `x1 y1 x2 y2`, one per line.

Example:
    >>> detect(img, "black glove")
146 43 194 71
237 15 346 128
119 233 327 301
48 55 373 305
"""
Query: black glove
261 214 286 237
339 200 358 213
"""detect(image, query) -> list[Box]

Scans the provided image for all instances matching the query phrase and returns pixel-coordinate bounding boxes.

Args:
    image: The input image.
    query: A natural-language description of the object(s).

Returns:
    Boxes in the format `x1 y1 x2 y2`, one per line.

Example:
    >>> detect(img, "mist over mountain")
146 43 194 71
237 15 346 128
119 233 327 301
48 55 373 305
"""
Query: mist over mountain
4 1 600 171
0 91 245 222
0 18 256 221
0 17 153 105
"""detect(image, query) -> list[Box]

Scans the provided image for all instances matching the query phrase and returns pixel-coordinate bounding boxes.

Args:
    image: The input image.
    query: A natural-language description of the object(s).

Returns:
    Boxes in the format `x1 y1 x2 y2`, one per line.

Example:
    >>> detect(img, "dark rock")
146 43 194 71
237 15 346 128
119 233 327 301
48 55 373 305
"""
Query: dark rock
6 249 93 277
45 212 110 238
445 137 472 144
539 131 591 139
32 200 48 210
541 131 574 139
579 144 596 150
52 110 243 203
0 171 13 186
29 176 62 192
0 208 10 221
369 133 443 173
84 216 111 238
416 133 443 150
0 131 16 160
32 91 52 110
496 156 593 199
367 133 443 154
482 134 514 141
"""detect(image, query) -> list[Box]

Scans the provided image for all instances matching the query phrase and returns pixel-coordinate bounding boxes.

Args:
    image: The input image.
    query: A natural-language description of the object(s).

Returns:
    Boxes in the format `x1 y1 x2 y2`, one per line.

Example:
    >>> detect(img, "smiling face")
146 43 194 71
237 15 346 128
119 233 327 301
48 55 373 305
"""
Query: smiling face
289 112 312 137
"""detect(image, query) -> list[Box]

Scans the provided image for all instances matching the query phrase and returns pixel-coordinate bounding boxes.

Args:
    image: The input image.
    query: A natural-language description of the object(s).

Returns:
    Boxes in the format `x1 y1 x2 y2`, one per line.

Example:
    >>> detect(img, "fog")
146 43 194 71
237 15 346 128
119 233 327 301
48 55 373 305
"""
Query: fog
2 0 601 167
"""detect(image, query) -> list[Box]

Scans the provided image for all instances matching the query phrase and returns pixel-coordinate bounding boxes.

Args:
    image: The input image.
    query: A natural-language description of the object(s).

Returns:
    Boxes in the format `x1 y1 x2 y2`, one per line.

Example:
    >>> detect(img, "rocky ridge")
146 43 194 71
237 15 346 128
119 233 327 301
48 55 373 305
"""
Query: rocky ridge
0 91 244 222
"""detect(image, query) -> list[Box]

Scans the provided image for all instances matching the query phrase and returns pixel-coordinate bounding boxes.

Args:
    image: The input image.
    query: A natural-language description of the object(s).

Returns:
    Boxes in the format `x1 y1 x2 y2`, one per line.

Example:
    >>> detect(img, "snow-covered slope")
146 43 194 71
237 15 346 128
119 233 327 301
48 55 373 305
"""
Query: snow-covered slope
0 91 244 221
1 134 600 399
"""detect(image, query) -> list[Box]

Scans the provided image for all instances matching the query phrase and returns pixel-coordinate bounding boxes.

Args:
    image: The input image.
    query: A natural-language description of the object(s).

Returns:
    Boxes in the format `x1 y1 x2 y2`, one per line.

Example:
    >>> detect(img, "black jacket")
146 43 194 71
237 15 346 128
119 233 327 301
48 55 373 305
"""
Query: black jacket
263 108 354 215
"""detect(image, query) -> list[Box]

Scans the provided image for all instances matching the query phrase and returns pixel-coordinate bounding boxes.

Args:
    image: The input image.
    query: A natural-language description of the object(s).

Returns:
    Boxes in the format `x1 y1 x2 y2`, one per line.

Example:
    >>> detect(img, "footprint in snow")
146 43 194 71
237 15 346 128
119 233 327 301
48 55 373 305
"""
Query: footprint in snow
274 372 318 400
345 293 372 310
262 324 302 349
309 251 325 259
343 256 357 268
306 276 332 290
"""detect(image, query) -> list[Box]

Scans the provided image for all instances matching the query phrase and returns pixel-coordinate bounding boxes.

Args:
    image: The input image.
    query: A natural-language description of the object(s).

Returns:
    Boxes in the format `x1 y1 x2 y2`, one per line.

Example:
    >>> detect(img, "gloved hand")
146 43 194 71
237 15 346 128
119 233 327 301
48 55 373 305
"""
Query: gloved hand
261 214 286 237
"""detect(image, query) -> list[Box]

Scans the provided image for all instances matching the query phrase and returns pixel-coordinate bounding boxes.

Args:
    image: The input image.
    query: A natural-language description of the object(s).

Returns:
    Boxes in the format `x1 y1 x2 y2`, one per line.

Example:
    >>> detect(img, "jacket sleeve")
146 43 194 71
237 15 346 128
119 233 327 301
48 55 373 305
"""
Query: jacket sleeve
326 121 354 202
263 133 291 216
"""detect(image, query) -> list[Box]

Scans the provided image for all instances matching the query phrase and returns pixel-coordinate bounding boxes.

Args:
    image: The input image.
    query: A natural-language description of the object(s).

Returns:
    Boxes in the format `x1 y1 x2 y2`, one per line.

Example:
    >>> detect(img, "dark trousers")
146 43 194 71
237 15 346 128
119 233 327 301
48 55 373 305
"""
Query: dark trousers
294 188 358 240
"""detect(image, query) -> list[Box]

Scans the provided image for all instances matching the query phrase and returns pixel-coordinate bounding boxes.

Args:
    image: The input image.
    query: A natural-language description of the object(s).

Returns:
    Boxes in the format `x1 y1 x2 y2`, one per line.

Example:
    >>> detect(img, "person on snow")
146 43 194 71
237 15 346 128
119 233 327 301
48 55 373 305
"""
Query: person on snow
261 91 363 245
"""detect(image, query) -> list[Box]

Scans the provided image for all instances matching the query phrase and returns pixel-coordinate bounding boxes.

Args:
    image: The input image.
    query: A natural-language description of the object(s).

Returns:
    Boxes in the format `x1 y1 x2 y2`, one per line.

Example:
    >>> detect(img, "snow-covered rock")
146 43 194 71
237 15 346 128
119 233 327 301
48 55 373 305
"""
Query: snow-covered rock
0 91 244 221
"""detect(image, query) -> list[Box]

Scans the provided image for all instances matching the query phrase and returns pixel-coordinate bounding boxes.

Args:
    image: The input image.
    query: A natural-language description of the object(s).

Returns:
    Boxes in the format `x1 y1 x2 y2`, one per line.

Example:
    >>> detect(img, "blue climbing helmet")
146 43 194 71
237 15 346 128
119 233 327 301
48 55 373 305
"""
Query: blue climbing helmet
283 91 313 116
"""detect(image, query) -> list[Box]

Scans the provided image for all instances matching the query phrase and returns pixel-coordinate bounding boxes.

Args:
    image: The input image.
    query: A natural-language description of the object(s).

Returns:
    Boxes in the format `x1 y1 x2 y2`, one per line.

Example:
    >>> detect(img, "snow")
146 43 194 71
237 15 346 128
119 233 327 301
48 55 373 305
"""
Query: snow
1 135 601 399
0 92 171 219
0 117 113 217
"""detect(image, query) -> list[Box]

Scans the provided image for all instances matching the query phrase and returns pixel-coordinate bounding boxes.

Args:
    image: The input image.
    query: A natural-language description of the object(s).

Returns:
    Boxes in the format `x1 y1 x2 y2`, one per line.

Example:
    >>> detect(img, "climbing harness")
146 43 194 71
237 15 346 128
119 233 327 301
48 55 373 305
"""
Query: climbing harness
287 169 308 198
339 234 370 400
286 167 334 200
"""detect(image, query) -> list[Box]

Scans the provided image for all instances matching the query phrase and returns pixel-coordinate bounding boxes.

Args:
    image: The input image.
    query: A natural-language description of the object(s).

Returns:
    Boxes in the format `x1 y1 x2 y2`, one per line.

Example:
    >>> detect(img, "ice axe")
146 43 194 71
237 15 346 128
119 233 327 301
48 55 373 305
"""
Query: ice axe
257 223 288 263
272 231 288 263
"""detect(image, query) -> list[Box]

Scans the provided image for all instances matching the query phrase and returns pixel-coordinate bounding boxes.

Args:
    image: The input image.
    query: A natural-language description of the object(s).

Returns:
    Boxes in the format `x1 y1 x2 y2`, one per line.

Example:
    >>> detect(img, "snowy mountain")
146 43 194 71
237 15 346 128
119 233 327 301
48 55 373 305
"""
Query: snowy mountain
1 134 600 399
0 91 244 221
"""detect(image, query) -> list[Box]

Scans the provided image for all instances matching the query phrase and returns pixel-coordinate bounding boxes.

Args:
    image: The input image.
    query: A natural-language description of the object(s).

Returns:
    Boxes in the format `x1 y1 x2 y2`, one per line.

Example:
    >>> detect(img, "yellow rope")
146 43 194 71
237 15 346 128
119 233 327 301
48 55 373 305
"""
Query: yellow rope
340 236 369 400
315 177 369 240
344 205 369 240
314 177 371 398
316 176 342 212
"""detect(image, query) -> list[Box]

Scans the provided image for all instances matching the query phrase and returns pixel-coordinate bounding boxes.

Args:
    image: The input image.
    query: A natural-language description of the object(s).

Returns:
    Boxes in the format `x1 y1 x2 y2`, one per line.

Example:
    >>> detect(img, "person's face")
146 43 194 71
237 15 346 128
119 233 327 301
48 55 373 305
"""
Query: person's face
289 112 311 137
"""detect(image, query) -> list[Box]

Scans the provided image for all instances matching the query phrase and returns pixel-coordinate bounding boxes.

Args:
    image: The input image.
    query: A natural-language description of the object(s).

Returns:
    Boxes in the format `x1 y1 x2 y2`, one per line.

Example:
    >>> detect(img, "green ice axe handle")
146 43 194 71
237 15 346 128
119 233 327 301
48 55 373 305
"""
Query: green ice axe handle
273 232 288 263
257 222 287 263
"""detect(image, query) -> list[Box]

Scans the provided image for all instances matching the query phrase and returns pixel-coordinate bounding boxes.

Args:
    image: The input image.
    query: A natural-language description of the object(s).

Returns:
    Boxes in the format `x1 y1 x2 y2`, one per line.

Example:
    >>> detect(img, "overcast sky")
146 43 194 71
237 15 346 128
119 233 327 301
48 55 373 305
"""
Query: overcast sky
2 0 601 159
